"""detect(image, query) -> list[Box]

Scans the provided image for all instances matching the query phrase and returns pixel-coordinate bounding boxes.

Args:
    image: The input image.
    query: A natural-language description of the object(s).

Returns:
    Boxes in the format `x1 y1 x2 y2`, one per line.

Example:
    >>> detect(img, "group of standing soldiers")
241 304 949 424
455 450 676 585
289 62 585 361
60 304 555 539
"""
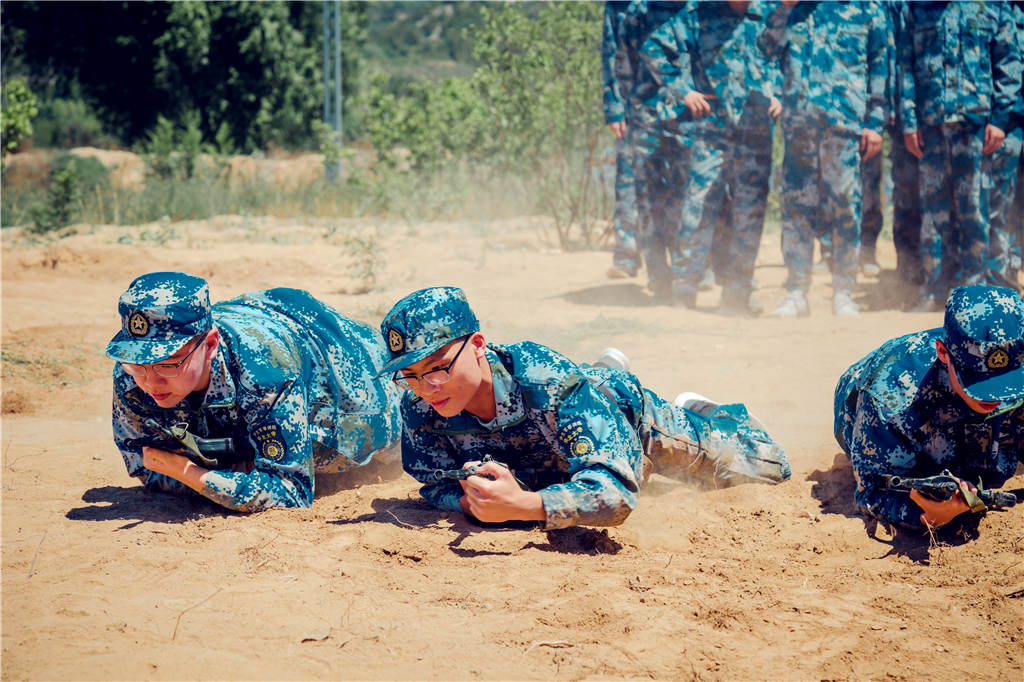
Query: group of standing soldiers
602 0 1024 317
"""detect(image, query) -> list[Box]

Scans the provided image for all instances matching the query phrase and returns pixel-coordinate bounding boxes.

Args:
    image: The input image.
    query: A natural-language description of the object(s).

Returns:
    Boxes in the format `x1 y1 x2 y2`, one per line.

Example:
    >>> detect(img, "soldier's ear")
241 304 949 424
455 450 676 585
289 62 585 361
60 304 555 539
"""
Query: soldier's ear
470 332 487 358
204 327 221 360
935 339 950 365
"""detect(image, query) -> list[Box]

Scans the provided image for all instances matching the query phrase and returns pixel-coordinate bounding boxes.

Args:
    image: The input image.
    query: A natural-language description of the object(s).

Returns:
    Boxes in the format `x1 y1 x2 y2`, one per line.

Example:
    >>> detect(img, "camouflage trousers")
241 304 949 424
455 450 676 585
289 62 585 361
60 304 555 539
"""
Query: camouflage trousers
890 123 923 281
639 388 790 487
780 119 862 294
612 135 641 275
983 126 1022 291
633 123 691 295
918 122 988 300
671 115 773 300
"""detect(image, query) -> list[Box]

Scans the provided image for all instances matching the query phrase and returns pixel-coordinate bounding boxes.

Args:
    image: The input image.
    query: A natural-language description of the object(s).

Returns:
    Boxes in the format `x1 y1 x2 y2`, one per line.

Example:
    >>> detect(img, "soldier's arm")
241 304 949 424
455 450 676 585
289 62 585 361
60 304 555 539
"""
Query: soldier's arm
399 404 466 513
988 3 1021 136
864 2 889 134
847 391 931 531
112 383 191 495
535 380 642 530
197 378 315 511
602 3 626 125
757 1 794 61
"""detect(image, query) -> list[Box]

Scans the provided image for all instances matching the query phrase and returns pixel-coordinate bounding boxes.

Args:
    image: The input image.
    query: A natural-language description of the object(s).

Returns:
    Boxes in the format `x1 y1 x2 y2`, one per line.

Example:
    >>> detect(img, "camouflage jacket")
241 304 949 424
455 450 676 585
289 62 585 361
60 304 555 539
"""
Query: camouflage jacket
112 288 402 511
834 329 1023 530
759 0 889 133
898 1 1022 133
620 1 695 128
400 342 649 530
641 0 780 130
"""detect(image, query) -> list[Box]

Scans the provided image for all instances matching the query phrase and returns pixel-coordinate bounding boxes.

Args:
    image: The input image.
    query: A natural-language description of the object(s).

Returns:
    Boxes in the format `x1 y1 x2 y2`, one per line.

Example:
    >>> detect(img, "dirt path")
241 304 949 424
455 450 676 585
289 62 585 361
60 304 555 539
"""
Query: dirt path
2 217 1021 680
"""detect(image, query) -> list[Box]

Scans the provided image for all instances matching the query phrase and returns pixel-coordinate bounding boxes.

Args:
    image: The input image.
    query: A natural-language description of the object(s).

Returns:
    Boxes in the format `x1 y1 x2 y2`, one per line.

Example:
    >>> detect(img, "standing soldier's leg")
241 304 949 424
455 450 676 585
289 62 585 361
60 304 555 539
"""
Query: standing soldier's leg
823 130 864 316
859 138 883 276
915 124 956 310
984 127 1023 292
633 125 667 298
890 122 923 287
709 186 733 289
770 121 819 317
639 389 790 487
950 123 990 289
609 135 641 279
1013 143 1024 285
671 124 727 307
721 112 773 315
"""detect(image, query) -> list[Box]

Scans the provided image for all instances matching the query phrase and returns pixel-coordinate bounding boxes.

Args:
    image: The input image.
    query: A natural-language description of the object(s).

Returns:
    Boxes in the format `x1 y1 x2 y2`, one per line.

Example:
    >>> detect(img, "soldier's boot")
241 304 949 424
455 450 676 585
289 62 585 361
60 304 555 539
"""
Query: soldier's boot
832 290 860 316
594 347 630 372
699 269 716 291
769 290 810 318
673 392 721 416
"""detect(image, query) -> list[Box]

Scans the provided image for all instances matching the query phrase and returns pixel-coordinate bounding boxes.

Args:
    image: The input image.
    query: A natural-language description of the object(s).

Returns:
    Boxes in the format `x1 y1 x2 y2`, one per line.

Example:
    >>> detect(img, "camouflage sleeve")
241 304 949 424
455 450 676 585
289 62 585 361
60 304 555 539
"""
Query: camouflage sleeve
847 390 927 531
602 3 626 124
640 11 696 101
864 2 890 132
897 3 918 134
757 1 792 61
399 402 464 513
537 379 642 530
990 3 1023 133
111 381 191 495
199 378 315 512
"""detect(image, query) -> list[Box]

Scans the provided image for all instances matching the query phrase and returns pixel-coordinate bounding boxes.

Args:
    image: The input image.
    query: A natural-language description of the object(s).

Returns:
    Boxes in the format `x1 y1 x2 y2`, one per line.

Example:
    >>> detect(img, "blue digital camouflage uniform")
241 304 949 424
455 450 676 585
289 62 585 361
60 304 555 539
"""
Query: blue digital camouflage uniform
642 0 779 307
603 1 642 277
898 1 1022 302
379 287 790 531
834 285 1024 531
760 1 889 300
984 2 1024 291
107 273 402 512
624 0 694 297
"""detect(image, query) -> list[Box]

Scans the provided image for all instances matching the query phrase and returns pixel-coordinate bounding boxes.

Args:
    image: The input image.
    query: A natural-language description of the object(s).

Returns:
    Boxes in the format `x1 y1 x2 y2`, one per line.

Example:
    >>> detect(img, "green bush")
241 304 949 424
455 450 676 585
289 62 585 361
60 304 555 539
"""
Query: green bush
2 78 38 158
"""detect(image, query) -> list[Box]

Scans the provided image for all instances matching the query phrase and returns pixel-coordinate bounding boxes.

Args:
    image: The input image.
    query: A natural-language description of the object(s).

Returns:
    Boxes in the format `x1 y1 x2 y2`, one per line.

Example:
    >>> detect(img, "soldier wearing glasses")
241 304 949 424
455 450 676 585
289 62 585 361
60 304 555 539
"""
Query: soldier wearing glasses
834 285 1024 534
377 286 790 530
106 272 402 511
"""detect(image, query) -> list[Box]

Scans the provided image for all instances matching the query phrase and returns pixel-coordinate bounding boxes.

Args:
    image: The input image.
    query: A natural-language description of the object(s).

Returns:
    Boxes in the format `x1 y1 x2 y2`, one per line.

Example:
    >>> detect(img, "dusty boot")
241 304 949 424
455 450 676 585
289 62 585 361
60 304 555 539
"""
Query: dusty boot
594 347 630 371
769 290 810 318
833 290 860 316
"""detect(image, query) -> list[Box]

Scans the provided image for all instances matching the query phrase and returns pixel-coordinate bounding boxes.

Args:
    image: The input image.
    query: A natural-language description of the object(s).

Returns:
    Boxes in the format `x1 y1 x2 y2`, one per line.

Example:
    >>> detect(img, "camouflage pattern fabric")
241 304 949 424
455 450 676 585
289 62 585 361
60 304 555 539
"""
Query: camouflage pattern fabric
834 285 1024 531
112 287 402 511
985 127 1023 289
401 341 791 530
898 2 1021 298
860 139 883 260
760 1 889 296
640 1 777 299
889 121 923 282
603 1 641 275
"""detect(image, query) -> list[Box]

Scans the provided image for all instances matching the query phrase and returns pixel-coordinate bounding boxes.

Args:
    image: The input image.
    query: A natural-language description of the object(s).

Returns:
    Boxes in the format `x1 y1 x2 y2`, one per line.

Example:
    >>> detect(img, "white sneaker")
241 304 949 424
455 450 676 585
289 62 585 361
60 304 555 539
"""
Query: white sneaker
594 347 630 371
673 391 721 416
769 290 810 318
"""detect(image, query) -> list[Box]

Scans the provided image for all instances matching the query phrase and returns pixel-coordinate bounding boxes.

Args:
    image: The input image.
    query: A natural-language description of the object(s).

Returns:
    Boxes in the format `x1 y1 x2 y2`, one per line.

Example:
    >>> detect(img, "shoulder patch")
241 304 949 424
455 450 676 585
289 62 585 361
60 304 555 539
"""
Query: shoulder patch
557 418 596 458
252 421 286 461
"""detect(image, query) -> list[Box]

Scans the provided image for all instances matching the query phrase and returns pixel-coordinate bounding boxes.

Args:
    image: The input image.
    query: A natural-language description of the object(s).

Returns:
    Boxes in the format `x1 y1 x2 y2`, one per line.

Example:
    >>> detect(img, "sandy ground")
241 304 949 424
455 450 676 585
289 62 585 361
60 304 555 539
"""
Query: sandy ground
2 215 1022 681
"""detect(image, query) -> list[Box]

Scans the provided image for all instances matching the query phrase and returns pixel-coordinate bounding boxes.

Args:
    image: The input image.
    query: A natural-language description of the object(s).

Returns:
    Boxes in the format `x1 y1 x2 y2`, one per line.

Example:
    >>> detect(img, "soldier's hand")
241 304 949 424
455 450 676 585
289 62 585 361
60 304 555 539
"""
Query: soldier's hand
608 122 627 140
143 446 209 492
460 461 545 523
910 486 972 530
860 129 882 160
682 91 716 118
983 124 1005 155
904 131 924 159
768 96 782 120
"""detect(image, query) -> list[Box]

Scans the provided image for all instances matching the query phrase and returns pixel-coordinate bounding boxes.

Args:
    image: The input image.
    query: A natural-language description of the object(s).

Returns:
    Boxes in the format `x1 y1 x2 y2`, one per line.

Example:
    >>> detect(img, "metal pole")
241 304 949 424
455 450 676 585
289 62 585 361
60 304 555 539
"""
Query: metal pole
333 0 343 180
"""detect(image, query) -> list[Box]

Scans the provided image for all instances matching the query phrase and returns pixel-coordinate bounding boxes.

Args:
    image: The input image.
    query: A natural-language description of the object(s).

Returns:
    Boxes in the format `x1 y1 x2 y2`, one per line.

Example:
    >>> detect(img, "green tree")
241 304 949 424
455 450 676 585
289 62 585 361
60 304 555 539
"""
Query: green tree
1 78 39 159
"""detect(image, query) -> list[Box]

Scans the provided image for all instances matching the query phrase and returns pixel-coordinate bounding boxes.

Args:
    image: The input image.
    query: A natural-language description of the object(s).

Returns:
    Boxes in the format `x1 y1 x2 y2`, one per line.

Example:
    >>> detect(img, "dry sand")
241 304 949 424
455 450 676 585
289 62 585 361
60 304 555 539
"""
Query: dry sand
2 215 1022 680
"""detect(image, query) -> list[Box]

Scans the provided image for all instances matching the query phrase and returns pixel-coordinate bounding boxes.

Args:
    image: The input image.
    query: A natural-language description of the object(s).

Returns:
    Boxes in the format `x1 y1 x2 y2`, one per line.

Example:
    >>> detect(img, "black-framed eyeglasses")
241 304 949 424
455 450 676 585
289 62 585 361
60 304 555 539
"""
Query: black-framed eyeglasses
393 336 471 391
120 333 208 379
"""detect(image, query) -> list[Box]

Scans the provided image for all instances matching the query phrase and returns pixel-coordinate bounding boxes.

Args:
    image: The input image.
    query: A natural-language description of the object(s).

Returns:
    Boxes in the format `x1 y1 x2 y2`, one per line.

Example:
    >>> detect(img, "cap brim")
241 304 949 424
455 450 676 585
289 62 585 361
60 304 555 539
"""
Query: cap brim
375 342 447 379
961 366 1024 403
105 331 191 364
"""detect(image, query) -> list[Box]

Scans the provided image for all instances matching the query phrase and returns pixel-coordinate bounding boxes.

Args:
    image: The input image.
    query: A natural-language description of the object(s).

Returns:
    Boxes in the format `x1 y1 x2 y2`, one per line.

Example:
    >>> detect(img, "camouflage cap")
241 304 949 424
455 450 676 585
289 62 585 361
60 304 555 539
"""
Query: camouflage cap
105 272 213 364
943 285 1024 403
377 286 480 378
